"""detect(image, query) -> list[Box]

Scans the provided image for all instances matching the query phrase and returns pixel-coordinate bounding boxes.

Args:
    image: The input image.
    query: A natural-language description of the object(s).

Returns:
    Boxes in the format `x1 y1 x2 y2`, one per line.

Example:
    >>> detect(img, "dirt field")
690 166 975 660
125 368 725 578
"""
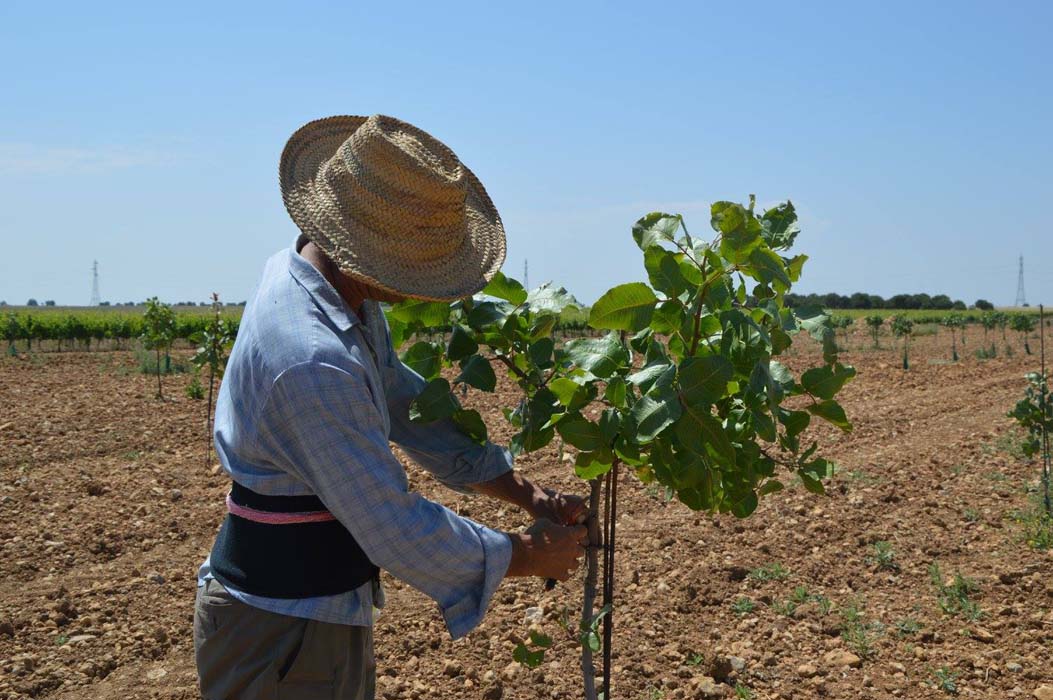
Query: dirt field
1 326 1052 700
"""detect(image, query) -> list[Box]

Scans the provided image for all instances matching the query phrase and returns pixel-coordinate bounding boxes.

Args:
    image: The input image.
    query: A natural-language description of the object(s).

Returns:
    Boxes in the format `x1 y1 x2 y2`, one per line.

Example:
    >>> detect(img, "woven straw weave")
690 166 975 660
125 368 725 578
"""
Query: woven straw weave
280 115 506 301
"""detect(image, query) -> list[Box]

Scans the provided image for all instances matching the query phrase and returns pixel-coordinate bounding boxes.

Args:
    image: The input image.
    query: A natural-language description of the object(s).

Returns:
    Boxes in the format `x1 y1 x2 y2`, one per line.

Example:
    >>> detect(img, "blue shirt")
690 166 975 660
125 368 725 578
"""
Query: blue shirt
197 238 514 640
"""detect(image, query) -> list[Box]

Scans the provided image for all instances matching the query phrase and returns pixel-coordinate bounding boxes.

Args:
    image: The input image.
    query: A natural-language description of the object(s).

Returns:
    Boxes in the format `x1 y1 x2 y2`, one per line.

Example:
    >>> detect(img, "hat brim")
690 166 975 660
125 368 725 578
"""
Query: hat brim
279 116 506 302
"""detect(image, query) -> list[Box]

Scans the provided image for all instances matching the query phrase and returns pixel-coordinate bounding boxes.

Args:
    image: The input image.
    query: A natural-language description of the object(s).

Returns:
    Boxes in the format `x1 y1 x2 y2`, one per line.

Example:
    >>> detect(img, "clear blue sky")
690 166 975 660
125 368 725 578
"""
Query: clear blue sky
1 1 1050 307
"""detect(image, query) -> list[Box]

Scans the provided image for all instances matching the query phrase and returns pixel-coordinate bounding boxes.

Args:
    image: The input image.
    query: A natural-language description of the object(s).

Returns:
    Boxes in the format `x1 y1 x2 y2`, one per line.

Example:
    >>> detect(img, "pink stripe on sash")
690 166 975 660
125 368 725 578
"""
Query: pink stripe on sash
226 493 337 525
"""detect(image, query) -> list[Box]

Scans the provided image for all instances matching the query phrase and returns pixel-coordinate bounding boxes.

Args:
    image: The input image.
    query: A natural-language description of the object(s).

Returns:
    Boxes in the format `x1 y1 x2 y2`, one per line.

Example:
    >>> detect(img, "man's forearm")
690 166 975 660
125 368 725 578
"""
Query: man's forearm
471 469 546 518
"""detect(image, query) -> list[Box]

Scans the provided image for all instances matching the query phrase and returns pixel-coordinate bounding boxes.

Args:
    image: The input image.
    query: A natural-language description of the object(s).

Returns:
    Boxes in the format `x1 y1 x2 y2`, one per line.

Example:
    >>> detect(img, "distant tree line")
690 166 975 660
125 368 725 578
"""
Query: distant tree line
784 292 997 311
0 299 247 308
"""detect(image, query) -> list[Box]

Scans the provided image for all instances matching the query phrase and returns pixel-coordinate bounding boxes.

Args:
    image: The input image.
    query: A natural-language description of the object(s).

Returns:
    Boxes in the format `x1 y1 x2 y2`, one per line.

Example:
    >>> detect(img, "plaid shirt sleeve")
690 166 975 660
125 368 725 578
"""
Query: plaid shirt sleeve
382 355 514 493
256 360 512 639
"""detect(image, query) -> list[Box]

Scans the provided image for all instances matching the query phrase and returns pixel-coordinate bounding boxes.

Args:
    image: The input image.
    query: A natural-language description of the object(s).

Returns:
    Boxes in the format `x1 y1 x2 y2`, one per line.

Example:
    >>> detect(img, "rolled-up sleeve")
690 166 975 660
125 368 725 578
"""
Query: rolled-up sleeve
259 361 512 639
383 353 514 492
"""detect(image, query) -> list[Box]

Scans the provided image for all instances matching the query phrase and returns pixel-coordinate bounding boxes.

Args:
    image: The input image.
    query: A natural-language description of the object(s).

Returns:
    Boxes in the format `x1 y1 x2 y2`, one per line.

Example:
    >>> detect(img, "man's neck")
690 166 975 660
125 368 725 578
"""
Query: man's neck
299 241 368 316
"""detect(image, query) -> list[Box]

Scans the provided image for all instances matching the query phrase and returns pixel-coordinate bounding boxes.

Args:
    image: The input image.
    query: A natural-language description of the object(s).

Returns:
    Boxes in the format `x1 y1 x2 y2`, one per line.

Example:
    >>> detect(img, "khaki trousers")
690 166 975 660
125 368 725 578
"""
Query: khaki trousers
194 579 375 700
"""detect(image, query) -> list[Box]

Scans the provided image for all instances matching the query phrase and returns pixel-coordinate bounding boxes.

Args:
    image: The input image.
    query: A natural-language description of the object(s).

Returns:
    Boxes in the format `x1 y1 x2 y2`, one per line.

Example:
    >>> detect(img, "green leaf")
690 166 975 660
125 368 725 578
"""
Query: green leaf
409 378 458 423
575 451 614 479
513 643 545 668
549 377 591 410
467 301 509 330
651 299 685 334
730 490 759 518
677 407 735 467
627 361 673 394
800 363 856 400
446 325 478 361
387 317 409 350
746 247 792 289
629 389 682 443
400 341 443 380
678 355 734 405
387 299 451 327
526 283 580 314
589 283 658 332
598 408 621 444
644 248 687 296
455 354 497 392
758 480 784 496
785 254 808 282
604 376 628 408
632 212 681 251
482 270 528 305
768 361 795 391
565 333 630 379
806 400 853 432
529 631 553 648
760 201 800 250
778 409 811 438
529 313 557 341
528 337 555 368
713 202 762 262
799 472 825 495
452 409 488 444
557 413 606 451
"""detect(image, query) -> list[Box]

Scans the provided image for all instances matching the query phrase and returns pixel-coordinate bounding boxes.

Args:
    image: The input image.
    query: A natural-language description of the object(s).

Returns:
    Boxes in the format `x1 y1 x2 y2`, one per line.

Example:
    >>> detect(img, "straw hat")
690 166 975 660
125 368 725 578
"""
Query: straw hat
280 114 506 301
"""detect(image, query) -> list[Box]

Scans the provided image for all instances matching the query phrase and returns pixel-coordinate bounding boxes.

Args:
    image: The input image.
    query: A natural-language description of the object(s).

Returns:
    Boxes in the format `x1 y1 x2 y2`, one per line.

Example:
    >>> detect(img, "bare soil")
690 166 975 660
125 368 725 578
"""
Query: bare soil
1 326 1052 699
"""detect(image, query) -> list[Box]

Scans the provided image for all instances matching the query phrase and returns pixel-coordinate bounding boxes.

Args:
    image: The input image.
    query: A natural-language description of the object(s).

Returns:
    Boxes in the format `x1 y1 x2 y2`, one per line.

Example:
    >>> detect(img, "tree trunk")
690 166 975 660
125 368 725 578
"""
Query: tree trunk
581 479 603 700
206 366 216 469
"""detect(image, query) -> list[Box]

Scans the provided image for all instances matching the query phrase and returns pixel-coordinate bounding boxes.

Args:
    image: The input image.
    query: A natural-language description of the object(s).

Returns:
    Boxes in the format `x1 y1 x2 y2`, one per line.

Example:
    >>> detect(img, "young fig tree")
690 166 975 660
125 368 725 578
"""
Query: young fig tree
392 196 854 700
141 297 176 399
1011 314 1036 355
892 317 914 370
190 293 236 467
865 315 884 349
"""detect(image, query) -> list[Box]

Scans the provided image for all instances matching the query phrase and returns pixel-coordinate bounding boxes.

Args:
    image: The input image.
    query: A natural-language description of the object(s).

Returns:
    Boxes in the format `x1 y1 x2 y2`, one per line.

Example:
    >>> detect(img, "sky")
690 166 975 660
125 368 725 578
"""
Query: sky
0 1 1050 307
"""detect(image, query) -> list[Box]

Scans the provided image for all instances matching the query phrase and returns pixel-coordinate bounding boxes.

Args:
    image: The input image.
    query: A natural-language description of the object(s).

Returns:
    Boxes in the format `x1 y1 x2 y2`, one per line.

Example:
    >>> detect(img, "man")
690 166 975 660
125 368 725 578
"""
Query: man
194 115 588 699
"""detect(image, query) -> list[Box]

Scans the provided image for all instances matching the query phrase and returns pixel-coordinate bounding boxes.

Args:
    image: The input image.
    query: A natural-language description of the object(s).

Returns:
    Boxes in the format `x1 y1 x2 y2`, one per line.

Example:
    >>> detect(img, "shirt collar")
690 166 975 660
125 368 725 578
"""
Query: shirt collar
288 235 361 332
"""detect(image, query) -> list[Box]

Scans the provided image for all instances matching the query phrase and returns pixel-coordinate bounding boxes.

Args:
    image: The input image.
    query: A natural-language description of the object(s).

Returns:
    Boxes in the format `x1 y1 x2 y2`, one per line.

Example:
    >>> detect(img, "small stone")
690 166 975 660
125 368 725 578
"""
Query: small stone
67 634 96 645
148 572 165 584
501 661 519 681
890 662 906 673
971 627 994 643
169 489 182 502
693 676 723 698
1006 662 1023 673
1034 686 1053 700
442 659 462 677
482 683 503 700
728 656 746 672
823 650 862 668
797 663 818 678
524 606 543 624
145 667 167 681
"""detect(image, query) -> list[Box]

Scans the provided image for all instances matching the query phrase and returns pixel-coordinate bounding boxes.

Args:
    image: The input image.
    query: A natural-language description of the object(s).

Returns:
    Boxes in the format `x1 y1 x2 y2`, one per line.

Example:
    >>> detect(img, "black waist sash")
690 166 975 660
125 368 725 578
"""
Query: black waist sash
209 482 378 599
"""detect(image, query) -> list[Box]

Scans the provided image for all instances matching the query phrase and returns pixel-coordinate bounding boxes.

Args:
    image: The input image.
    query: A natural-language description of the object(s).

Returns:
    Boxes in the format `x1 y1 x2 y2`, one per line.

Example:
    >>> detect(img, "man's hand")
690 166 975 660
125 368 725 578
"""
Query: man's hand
531 488 588 526
471 471 588 526
506 520 588 581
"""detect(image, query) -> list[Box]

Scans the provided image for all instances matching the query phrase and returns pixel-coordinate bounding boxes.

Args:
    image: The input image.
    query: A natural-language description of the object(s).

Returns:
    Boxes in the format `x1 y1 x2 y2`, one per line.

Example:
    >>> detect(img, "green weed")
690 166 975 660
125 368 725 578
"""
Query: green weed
895 617 921 637
731 597 756 616
932 667 959 695
839 600 883 658
869 541 899 571
748 563 789 582
929 563 983 620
